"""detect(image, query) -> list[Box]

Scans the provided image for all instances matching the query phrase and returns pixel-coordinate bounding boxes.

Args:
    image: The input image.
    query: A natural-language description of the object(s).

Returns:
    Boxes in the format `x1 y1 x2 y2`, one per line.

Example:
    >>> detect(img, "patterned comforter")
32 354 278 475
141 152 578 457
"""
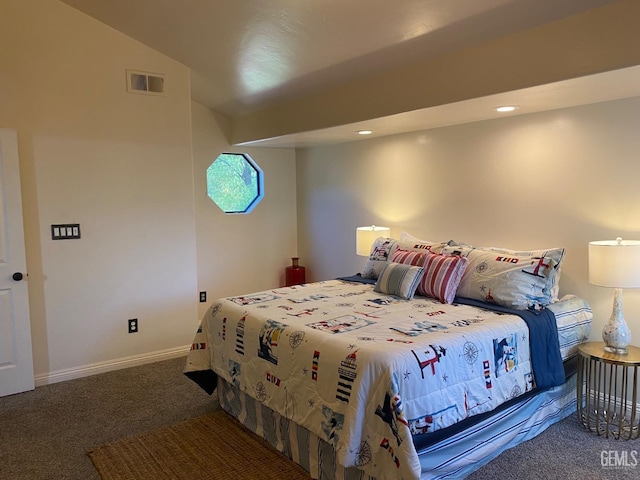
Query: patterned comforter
184 279 567 480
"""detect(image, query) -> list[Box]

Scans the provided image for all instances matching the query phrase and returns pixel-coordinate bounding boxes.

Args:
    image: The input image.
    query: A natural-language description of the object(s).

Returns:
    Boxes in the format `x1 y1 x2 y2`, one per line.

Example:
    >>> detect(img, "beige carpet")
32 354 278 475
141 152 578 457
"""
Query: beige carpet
88 410 311 479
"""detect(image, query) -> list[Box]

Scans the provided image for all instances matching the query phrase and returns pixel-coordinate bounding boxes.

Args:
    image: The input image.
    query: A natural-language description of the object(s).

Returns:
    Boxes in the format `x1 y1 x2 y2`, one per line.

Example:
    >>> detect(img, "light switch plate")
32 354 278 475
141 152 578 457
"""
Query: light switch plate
51 224 81 240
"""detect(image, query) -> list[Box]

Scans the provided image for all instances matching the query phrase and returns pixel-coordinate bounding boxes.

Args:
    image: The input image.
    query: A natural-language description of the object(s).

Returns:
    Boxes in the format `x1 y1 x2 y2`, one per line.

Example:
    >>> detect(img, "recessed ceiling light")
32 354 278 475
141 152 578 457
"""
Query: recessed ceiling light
495 105 520 113
357 130 373 135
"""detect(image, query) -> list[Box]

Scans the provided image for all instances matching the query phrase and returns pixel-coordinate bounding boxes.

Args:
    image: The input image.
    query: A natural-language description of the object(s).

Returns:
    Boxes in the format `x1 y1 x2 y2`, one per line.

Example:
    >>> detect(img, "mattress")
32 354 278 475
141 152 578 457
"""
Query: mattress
185 279 591 480
547 294 592 360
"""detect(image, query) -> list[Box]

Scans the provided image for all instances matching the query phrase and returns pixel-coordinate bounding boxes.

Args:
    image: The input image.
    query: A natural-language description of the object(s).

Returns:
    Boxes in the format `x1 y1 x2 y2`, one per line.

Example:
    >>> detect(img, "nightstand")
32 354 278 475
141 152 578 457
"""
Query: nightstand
577 341 640 440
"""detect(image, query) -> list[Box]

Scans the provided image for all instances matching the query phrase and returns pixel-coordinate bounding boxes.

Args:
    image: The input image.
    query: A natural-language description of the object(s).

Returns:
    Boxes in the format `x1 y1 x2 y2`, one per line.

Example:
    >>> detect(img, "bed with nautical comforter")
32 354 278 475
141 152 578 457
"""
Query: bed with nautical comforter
184 234 592 479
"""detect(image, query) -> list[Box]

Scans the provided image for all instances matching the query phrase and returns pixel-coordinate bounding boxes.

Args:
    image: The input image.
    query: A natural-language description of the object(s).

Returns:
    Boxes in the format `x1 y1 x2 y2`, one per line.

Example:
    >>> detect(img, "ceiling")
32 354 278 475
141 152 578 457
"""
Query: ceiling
60 0 640 148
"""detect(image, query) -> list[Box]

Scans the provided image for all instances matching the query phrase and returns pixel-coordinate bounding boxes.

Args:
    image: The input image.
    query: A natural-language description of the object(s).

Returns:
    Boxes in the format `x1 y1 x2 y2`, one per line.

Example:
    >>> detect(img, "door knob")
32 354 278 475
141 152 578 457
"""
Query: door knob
12 272 23 281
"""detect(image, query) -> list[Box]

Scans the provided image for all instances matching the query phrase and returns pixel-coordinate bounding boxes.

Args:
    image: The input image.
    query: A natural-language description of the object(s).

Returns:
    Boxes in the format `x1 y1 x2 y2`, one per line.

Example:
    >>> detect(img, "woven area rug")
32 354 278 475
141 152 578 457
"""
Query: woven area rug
88 410 311 479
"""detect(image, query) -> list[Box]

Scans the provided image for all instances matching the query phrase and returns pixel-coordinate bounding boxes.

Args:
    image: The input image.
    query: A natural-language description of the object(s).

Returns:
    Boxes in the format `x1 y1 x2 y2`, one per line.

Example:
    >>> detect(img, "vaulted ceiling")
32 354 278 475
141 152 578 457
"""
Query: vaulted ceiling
61 0 640 147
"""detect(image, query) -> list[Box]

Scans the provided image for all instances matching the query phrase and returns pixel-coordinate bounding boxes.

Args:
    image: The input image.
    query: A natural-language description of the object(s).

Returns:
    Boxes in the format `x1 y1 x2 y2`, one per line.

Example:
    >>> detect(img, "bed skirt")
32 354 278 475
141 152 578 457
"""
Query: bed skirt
217 373 577 479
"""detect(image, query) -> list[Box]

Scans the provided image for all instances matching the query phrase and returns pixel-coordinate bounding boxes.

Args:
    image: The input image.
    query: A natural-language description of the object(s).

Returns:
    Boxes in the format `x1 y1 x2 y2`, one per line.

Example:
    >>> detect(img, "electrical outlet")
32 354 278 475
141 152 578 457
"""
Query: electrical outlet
199 291 207 303
128 318 138 333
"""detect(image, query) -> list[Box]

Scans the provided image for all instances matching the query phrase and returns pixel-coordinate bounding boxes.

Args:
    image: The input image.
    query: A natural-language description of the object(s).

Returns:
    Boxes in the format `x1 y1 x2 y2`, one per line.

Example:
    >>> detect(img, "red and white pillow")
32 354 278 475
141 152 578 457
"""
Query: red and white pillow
391 248 468 304
418 252 468 304
390 248 427 266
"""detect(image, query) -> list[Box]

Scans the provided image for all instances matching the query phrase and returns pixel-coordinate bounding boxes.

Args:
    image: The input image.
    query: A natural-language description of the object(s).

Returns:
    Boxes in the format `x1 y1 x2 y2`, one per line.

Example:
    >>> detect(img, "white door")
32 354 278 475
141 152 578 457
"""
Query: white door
0 129 34 397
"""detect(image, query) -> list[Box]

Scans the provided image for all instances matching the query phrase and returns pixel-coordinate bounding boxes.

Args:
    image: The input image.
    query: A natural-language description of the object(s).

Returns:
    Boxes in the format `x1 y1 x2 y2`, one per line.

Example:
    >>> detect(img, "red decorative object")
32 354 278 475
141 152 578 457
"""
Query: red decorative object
285 257 306 286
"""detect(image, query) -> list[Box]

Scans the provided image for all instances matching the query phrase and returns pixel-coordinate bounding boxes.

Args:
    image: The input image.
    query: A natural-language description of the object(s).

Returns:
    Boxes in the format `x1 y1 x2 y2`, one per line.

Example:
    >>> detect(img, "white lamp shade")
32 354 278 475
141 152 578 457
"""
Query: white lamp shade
589 238 640 288
356 225 390 256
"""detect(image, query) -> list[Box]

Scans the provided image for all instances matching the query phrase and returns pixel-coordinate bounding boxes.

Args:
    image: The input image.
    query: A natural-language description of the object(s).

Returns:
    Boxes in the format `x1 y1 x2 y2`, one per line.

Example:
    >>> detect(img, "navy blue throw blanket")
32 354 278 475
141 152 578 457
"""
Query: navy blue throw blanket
339 274 565 389
453 296 565 389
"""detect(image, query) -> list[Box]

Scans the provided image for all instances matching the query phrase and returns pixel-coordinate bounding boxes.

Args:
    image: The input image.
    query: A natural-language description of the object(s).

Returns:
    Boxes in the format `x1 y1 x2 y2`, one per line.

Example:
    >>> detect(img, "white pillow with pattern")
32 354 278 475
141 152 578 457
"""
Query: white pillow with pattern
441 244 563 310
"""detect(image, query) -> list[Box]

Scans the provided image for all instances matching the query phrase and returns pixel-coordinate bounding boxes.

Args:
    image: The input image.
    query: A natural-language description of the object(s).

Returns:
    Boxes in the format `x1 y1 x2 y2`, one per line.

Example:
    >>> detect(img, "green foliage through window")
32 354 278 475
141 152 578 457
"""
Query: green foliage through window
206 153 263 213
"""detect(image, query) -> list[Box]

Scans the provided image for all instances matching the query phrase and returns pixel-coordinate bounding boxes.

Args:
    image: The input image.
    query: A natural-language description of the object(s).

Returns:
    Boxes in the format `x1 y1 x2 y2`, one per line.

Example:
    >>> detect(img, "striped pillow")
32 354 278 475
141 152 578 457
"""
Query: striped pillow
417 253 468 304
374 262 425 300
390 248 427 266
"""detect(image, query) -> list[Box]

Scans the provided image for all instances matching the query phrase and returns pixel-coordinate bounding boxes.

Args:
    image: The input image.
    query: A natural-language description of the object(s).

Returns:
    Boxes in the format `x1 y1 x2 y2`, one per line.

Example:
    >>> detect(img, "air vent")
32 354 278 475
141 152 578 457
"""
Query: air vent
126 69 165 95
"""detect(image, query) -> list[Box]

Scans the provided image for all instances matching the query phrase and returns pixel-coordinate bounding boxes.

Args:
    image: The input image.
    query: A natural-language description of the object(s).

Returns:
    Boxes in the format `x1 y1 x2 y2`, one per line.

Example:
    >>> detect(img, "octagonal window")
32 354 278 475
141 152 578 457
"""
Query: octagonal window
206 153 264 214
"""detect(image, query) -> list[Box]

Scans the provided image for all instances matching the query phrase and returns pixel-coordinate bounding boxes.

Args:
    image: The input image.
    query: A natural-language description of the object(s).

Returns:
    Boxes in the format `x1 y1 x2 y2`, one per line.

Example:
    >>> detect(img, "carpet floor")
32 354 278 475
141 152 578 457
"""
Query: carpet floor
88 410 310 479
1 356 639 479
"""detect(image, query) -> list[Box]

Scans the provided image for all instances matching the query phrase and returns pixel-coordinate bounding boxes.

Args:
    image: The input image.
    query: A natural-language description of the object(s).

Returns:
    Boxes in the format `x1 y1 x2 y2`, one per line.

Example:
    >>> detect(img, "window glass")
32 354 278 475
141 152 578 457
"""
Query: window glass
206 153 263 213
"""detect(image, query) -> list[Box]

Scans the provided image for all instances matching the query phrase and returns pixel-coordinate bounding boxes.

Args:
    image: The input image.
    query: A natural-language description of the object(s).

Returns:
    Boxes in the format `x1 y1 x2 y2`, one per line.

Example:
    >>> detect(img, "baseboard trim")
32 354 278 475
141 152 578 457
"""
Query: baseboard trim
583 386 640 417
34 345 191 387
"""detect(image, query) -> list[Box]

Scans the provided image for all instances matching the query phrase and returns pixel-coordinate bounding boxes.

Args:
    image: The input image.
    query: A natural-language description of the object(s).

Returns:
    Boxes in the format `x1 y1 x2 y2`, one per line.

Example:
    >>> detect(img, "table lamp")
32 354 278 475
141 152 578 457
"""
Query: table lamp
356 225 390 256
588 237 640 354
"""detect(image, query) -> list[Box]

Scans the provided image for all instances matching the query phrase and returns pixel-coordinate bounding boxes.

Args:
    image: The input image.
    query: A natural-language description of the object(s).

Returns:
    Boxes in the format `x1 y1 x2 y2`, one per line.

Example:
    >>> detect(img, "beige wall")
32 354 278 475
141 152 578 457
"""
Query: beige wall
191 102 298 320
0 0 198 381
296 97 640 346
0 0 299 384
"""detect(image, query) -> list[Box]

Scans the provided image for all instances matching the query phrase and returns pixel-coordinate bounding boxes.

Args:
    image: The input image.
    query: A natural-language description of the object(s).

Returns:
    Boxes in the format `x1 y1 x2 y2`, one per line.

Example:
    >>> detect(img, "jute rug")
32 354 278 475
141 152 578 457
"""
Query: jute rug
88 410 311 479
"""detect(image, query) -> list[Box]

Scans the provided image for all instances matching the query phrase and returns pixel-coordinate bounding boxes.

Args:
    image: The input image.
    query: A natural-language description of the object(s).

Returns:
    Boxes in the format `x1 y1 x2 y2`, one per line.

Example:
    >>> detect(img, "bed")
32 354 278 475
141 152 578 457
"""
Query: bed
184 235 592 479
